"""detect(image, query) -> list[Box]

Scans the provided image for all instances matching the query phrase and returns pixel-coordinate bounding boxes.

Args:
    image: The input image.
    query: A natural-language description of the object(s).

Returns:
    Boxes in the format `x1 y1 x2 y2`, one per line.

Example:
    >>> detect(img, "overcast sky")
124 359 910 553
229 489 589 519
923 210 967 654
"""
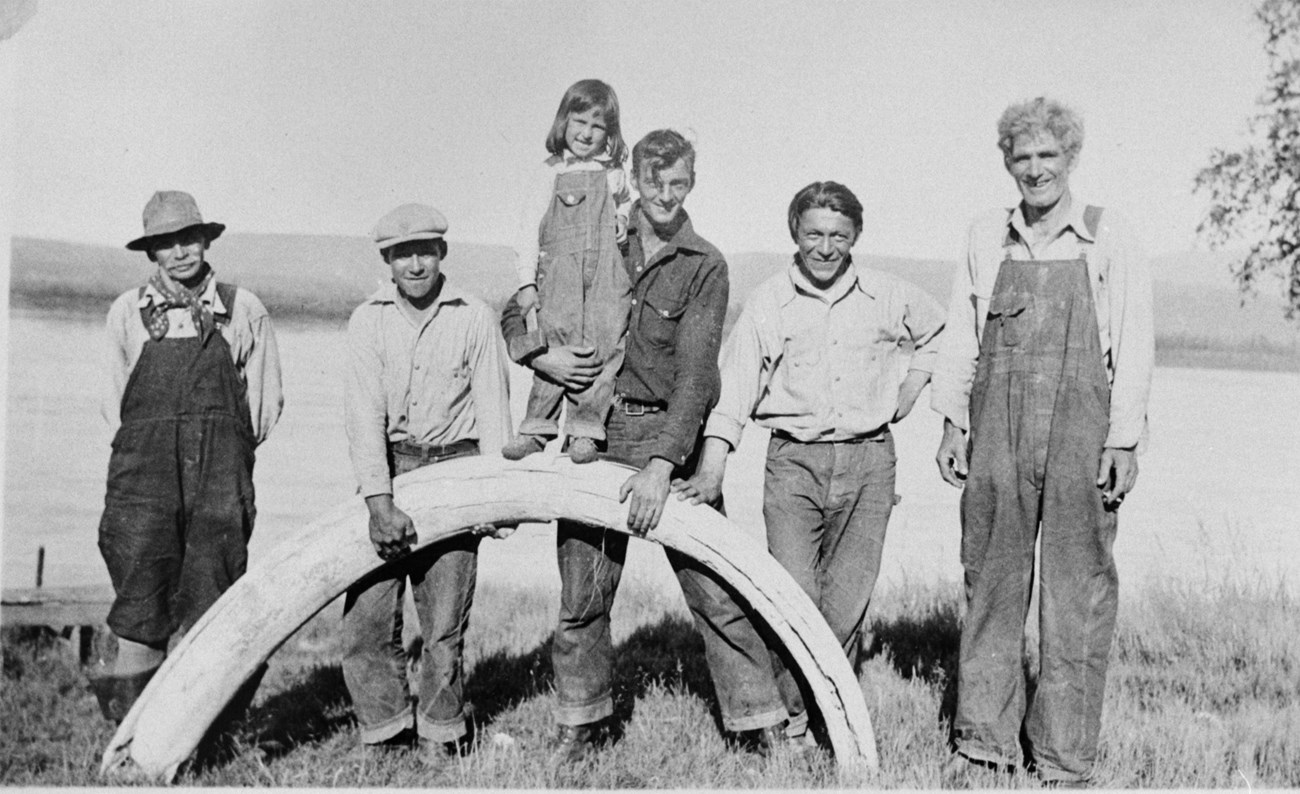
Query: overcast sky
0 0 1268 261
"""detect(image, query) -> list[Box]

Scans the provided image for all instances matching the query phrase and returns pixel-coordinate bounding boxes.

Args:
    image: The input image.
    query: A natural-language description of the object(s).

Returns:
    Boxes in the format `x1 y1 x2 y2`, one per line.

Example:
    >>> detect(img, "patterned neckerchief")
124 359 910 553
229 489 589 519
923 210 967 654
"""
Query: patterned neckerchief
144 268 216 341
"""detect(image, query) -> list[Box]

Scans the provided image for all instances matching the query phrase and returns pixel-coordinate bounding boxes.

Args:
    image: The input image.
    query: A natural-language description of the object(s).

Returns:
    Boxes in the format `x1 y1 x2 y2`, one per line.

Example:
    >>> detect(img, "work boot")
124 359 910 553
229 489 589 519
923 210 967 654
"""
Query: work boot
502 434 546 461
548 722 603 766
734 720 797 757
87 665 160 724
568 437 598 464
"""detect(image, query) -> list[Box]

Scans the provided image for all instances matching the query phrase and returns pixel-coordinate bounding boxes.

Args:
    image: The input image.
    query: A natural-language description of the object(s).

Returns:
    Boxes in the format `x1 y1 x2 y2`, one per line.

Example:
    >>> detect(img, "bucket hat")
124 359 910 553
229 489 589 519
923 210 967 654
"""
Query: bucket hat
372 203 448 251
126 191 226 251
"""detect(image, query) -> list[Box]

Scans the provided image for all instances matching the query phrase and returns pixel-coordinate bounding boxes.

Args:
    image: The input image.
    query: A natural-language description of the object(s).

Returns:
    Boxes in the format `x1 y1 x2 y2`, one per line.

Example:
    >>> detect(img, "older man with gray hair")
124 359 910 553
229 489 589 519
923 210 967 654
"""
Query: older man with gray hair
931 97 1154 786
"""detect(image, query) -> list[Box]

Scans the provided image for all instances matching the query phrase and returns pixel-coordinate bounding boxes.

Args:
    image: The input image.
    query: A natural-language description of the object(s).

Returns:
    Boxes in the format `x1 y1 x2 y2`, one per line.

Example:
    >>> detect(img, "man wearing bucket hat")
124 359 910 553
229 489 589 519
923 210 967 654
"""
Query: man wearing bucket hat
340 203 512 765
91 190 284 722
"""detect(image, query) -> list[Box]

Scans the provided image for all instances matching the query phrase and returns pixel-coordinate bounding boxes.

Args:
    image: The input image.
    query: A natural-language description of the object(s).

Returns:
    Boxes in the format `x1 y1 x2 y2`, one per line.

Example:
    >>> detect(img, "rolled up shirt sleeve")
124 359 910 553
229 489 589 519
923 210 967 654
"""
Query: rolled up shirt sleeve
344 306 395 498
901 279 946 373
704 304 766 450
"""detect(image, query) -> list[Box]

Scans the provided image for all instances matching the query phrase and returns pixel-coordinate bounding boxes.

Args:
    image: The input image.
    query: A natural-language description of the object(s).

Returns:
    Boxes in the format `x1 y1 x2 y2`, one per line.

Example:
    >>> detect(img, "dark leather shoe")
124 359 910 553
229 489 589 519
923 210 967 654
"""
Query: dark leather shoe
87 665 160 724
549 722 601 765
734 721 794 757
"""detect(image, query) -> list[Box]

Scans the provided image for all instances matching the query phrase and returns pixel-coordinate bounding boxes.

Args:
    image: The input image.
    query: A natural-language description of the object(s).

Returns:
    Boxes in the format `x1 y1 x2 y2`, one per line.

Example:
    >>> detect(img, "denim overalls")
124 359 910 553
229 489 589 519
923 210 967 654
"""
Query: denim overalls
955 207 1119 783
520 168 632 441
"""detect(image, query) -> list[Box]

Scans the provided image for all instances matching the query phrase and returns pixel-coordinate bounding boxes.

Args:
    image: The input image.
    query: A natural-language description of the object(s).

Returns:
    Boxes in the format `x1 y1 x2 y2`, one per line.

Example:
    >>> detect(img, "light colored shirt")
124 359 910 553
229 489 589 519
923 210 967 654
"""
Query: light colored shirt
512 151 632 288
705 259 946 447
929 201 1154 449
344 279 512 498
102 273 284 444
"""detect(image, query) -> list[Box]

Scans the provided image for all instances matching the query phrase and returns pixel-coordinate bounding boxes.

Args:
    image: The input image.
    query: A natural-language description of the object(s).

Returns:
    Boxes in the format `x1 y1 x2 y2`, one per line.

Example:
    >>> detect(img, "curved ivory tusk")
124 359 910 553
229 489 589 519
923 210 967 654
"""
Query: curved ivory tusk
102 456 878 781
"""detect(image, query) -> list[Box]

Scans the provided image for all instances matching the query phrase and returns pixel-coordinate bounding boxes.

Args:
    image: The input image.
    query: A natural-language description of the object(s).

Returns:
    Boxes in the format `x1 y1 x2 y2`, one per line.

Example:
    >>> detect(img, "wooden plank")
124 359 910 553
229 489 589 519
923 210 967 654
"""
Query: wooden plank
2 585 114 627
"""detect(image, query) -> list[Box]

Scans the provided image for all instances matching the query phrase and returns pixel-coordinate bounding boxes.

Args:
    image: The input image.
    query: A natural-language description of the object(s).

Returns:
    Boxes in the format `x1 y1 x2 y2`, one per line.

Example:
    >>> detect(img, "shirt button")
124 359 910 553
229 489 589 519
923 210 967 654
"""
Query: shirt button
636 266 643 272
661 310 669 317
631 299 638 305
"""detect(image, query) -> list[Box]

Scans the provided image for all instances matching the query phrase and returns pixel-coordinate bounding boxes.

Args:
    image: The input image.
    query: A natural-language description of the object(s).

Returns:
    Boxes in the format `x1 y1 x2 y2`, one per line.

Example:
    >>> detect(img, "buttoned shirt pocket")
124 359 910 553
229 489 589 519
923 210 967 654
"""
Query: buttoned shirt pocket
773 334 824 413
640 293 687 349
986 291 1031 347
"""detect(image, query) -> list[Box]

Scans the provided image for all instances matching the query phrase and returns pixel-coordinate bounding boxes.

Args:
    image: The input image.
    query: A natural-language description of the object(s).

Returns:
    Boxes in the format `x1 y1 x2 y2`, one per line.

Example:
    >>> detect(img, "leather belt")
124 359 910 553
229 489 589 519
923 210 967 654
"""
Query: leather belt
616 395 665 416
391 438 479 462
771 426 888 444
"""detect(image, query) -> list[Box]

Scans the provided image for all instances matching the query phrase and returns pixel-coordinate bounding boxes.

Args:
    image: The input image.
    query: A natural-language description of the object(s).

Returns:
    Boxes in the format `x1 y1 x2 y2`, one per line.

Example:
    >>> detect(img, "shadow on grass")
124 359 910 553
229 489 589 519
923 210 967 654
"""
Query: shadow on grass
864 595 962 722
464 613 719 741
228 613 719 761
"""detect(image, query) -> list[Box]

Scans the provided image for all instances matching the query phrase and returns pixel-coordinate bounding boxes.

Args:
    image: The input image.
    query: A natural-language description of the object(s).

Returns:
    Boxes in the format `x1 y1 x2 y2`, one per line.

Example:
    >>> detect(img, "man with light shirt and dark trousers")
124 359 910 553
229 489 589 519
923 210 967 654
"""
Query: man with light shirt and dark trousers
931 97 1153 787
342 203 512 766
92 190 283 723
501 129 794 763
675 180 946 746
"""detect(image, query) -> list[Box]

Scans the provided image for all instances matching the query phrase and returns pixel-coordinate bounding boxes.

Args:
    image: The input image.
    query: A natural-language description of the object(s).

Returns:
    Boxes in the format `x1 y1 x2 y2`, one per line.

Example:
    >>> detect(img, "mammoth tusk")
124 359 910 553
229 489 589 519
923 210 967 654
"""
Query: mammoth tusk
101 456 878 780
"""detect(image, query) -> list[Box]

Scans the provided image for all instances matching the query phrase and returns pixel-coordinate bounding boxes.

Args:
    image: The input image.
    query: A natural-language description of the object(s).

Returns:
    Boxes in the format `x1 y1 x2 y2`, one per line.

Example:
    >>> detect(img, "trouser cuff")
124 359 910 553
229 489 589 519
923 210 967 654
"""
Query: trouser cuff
785 710 810 738
554 695 613 727
722 706 789 733
358 707 414 745
955 739 1018 769
416 711 468 743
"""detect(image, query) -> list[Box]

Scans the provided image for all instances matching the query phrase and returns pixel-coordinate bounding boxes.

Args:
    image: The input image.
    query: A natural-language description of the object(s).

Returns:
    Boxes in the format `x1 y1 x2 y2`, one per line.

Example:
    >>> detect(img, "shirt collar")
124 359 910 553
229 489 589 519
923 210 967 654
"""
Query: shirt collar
137 271 227 314
364 275 468 307
1007 198 1095 245
628 201 707 256
781 255 867 305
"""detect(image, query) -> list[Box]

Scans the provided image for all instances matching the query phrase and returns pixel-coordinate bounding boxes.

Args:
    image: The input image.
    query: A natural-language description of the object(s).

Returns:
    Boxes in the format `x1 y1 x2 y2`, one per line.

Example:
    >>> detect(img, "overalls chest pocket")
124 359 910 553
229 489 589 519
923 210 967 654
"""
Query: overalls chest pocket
987 291 1031 347
640 293 687 349
555 190 587 208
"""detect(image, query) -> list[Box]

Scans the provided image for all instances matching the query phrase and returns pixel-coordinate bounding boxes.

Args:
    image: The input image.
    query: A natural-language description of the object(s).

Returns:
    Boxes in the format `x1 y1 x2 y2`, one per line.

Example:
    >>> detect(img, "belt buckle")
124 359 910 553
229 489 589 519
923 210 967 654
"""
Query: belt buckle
624 401 646 416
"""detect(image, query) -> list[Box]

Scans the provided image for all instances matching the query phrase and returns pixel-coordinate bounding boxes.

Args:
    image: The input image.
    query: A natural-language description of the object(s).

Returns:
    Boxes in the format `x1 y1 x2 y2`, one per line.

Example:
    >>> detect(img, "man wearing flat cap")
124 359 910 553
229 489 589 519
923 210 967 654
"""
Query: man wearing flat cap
91 190 284 722
341 203 512 765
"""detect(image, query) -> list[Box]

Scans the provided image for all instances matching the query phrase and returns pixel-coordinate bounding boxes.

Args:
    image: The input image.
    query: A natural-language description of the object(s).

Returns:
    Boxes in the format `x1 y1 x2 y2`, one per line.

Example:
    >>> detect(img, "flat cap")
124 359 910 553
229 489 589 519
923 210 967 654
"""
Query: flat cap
372 203 448 250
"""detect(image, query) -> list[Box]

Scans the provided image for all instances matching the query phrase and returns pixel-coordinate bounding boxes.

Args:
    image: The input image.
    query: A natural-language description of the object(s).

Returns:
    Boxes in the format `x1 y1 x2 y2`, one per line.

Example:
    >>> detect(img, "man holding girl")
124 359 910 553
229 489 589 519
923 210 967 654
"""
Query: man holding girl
502 126 794 761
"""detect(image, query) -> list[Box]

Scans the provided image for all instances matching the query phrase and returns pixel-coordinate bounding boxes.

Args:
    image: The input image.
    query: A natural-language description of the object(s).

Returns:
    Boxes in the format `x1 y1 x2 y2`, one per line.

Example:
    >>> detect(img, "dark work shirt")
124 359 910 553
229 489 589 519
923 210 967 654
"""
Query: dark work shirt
500 202 729 468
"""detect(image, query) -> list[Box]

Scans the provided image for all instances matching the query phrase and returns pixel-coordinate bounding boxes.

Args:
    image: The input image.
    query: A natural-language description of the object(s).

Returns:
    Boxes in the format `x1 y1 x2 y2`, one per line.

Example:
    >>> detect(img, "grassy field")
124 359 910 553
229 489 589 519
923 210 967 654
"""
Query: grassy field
2 577 1296 788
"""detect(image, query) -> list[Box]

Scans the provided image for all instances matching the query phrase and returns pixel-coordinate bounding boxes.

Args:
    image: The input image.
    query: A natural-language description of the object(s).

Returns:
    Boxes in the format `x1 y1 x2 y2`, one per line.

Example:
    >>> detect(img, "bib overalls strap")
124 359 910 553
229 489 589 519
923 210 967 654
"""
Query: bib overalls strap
98 282 257 647
954 206 1120 783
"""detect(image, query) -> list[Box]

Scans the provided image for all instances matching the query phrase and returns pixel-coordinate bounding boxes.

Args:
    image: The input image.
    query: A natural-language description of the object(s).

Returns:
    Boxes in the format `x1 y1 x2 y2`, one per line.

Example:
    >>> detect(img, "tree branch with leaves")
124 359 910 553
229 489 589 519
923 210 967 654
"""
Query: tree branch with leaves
1195 0 1300 322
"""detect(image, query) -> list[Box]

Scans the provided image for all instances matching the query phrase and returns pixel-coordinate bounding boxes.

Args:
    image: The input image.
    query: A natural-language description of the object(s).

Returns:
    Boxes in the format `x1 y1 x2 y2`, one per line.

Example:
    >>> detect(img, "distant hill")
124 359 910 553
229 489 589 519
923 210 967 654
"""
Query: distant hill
9 234 519 319
10 235 1298 368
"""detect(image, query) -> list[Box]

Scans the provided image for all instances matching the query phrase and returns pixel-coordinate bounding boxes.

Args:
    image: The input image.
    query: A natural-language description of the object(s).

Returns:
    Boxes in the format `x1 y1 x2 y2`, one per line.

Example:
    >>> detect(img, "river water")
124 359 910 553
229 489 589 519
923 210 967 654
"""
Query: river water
5 308 1299 598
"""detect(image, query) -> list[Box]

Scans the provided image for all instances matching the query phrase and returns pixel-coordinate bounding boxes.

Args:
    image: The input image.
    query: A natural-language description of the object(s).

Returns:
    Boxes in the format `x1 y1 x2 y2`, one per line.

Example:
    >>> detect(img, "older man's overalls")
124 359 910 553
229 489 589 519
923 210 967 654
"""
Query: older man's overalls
98 282 256 648
521 168 631 441
955 207 1119 783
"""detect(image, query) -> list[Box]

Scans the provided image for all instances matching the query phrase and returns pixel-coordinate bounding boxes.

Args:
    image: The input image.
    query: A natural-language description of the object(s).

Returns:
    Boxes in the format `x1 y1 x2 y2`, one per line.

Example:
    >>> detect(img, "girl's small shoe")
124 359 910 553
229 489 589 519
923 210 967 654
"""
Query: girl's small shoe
569 437 598 464
502 434 546 460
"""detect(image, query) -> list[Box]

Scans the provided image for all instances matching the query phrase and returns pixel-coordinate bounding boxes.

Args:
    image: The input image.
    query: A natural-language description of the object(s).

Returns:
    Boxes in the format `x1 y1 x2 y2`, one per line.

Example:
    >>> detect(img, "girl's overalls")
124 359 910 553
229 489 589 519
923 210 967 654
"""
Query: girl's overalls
521 168 632 441
98 282 257 647
954 206 1119 784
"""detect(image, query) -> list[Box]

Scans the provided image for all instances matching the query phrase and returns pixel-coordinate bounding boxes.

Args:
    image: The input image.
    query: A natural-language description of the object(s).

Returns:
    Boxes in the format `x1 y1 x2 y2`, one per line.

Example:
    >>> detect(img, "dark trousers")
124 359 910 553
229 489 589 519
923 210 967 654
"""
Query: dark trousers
550 409 787 732
762 431 896 730
341 443 481 744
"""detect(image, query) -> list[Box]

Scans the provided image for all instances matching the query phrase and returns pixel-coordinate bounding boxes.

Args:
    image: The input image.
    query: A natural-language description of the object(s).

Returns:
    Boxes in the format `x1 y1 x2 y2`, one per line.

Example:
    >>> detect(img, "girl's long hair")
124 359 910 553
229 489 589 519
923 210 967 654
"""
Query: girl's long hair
545 79 627 167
